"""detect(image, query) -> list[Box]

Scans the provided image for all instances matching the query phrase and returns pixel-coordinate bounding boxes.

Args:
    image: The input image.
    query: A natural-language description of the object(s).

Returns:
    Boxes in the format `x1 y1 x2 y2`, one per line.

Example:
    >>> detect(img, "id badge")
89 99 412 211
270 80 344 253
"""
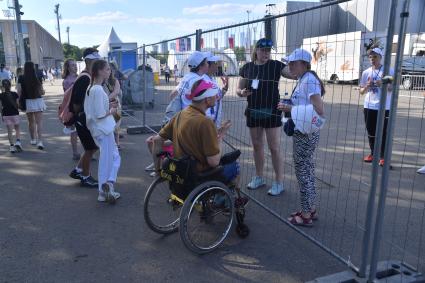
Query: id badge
251 79 259 90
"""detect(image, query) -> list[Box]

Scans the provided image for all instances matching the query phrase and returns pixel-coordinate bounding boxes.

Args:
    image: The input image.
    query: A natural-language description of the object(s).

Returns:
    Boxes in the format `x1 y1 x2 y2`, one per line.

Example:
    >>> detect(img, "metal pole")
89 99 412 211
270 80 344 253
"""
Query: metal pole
195 29 202 51
54 4 61 44
368 0 411 281
358 0 399 278
66 26 70 45
264 15 273 40
14 0 25 65
142 44 146 127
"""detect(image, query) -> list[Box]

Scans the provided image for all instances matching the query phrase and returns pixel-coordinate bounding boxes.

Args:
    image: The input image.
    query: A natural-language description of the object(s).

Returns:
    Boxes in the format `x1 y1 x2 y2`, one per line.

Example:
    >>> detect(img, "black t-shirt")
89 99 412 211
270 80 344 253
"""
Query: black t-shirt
70 72 90 115
0 91 19 116
239 60 286 110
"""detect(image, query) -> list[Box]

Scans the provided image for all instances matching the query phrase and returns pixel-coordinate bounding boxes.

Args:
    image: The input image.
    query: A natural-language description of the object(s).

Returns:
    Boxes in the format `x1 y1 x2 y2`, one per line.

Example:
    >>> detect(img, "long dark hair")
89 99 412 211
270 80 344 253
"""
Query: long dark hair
23 61 42 98
105 63 116 92
304 62 325 96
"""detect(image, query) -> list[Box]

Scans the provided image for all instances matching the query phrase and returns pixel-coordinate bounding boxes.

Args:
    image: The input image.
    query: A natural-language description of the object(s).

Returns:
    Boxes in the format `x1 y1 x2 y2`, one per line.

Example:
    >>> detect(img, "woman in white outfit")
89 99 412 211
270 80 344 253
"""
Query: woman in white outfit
17 61 46 150
84 60 121 204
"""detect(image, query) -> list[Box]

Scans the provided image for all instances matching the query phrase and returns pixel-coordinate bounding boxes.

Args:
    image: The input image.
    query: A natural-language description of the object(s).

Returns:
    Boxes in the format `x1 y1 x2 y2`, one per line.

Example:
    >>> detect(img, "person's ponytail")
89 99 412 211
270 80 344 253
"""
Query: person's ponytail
306 63 325 96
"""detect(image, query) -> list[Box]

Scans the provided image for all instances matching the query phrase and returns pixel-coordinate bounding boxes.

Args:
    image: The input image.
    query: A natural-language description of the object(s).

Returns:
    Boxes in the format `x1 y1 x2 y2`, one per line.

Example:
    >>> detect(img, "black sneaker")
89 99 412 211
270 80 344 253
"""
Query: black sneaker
81 176 98 188
69 169 83 180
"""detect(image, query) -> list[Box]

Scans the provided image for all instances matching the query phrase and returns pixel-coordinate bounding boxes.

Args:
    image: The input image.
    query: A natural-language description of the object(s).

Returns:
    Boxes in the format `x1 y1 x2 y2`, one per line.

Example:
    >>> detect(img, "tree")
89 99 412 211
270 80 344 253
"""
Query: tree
234 46 247 62
63 43 83 61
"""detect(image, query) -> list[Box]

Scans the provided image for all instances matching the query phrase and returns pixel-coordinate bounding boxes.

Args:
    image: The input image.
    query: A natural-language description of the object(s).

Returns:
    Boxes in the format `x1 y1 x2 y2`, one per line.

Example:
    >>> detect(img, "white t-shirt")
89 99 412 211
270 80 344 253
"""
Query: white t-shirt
202 74 223 127
176 72 203 110
84 85 116 138
360 66 394 110
291 72 322 106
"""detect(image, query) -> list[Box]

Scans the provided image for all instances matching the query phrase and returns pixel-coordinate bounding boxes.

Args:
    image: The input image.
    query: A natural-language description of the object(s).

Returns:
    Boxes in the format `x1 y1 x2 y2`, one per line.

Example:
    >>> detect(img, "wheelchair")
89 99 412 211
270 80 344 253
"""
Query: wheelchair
143 150 249 254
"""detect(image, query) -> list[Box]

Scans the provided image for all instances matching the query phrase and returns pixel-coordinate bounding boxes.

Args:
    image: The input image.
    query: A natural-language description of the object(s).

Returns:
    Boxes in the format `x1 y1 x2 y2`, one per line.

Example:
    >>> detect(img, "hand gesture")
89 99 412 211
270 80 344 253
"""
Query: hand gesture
366 77 373 88
220 76 229 89
217 120 231 139
240 88 252 97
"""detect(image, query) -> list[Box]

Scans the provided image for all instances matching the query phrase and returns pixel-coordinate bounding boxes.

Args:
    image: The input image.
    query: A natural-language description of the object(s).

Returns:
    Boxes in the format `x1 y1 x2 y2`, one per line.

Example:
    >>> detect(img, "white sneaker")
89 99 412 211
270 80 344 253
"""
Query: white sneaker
417 165 425 174
63 126 76 135
30 139 37 145
149 171 156 177
98 183 118 204
268 181 285 196
14 140 22 152
145 163 155 171
37 141 44 150
9 145 16 153
247 176 266 190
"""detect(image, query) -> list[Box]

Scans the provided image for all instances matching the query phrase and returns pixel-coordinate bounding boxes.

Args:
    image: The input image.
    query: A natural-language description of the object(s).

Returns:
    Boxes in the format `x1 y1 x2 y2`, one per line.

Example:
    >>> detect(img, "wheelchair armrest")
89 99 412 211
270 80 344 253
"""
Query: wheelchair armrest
196 166 224 179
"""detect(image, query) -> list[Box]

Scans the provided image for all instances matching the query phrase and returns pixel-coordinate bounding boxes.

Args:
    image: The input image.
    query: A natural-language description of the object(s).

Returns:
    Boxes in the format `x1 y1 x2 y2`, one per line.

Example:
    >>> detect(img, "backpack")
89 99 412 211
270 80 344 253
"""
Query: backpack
58 73 90 126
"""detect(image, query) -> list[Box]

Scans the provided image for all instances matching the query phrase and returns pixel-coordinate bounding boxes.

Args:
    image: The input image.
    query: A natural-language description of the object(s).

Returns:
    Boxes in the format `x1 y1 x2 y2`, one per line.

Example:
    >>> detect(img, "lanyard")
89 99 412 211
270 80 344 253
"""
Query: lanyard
372 66 383 81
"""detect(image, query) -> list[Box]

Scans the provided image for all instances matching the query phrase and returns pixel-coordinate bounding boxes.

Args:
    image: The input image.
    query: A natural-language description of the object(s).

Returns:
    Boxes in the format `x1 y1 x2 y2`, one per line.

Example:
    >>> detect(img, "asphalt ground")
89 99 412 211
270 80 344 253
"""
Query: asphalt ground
0 81 348 283
125 76 425 273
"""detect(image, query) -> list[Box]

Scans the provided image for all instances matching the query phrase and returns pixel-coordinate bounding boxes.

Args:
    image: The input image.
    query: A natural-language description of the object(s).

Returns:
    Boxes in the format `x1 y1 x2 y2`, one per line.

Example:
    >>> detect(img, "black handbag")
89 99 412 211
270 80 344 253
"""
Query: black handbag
283 118 295 136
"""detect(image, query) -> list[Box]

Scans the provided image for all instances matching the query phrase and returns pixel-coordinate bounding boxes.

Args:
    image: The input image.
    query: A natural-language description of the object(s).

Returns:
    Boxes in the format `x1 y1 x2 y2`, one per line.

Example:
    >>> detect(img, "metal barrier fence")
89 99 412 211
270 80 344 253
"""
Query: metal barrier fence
123 0 425 280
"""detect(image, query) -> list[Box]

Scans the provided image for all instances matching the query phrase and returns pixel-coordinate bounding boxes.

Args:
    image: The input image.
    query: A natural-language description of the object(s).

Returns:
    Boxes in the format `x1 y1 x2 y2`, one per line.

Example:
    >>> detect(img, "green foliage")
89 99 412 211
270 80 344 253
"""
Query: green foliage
63 43 83 61
234 46 247 62
150 51 168 65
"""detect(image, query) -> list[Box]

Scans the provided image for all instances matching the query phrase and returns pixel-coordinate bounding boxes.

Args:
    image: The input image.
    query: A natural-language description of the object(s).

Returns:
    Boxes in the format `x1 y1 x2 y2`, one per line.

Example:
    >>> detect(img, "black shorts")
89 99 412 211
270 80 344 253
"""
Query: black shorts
75 113 98 151
245 109 282 128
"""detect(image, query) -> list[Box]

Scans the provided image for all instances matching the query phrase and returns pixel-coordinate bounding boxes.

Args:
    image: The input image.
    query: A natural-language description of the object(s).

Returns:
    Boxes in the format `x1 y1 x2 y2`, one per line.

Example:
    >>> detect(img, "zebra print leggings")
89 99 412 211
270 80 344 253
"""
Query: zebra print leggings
293 131 320 213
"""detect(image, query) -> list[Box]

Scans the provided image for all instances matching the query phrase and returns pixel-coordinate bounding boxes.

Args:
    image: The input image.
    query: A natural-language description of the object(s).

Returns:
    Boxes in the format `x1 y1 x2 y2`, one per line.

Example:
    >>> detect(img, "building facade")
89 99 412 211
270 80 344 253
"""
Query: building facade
0 19 63 72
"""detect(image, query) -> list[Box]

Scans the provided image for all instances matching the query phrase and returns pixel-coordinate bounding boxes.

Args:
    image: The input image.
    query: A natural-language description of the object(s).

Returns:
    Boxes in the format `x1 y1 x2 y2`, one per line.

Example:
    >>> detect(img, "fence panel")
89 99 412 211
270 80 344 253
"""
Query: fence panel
128 0 425 278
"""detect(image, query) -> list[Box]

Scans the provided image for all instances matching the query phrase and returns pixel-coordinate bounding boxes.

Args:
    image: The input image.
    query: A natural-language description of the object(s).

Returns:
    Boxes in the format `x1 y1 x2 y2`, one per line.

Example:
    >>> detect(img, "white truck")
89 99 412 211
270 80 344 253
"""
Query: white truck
302 31 389 83
302 31 425 84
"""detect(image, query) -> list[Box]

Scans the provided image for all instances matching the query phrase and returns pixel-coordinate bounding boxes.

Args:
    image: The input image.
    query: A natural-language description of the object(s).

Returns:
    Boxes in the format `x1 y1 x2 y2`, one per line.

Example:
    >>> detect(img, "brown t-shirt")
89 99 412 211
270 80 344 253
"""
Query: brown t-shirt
159 105 220 172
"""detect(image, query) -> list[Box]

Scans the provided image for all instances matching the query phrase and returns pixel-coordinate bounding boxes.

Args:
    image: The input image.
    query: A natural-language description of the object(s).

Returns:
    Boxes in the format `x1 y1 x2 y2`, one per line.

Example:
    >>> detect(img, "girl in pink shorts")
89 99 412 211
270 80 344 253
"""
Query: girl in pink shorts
0 80 22 153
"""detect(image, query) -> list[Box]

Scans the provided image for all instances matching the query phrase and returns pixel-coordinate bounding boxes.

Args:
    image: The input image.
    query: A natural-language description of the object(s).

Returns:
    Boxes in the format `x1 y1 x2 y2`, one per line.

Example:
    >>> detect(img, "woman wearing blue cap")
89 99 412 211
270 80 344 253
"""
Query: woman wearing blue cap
237 38 293 196
278 48 325 226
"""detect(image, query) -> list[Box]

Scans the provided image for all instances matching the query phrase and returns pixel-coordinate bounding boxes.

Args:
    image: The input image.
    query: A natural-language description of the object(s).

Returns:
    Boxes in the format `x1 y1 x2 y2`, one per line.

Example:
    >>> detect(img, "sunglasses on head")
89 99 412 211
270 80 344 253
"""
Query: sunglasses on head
256 39 273 48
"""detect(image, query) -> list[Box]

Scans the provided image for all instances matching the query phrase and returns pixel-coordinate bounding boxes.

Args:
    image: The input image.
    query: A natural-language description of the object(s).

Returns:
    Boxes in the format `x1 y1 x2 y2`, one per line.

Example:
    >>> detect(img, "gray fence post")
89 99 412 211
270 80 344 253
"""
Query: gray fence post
196 29 202 51
367 0 411 281
358 0 399 278
264 15 272 40
142 44 146 127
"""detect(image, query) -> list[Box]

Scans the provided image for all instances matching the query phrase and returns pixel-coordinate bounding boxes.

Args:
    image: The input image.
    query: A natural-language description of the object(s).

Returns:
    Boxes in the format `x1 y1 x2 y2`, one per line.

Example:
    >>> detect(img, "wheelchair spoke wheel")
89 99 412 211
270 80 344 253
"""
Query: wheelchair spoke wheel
144 176 182 234
179 181 234 254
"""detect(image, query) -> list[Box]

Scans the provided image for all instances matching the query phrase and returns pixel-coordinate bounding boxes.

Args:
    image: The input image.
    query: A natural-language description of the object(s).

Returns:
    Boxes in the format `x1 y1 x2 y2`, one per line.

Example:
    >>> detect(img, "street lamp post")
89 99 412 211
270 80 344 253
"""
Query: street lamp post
13 0 25 66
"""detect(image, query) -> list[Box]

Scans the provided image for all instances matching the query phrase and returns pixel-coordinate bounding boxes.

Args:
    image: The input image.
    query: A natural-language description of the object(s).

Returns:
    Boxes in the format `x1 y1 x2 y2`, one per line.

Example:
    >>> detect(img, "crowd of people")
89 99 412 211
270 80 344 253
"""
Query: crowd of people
0 38 424 213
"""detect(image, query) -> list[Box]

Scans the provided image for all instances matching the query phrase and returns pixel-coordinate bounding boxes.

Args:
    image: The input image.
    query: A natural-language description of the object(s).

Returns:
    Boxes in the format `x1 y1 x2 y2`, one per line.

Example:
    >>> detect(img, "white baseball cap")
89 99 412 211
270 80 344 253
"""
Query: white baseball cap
205 51 221 62
284 48 312 63
291 104 326 134
187 51 209 68
370 47 384 57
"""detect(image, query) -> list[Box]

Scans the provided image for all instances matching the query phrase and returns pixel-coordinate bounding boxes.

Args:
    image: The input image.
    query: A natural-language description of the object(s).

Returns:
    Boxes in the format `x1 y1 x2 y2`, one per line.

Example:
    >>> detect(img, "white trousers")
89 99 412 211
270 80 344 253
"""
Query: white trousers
95 133 121 192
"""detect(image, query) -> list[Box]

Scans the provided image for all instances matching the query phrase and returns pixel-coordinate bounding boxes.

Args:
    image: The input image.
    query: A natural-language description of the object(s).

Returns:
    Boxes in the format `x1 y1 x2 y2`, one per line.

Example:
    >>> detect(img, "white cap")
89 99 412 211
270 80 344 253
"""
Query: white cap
291 104 326 134
370 47 384 57
84 52 101 60
285 48 312 63
205 51 221 62
187 51 209 68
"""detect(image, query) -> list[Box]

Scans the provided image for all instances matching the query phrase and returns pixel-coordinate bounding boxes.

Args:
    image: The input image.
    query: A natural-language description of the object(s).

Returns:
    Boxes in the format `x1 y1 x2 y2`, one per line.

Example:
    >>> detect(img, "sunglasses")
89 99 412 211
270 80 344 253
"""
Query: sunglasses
256 39 273 48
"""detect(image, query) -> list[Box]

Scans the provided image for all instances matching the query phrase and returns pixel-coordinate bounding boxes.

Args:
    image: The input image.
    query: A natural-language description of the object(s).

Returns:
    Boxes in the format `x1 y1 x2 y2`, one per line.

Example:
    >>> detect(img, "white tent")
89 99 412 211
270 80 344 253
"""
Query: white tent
98 27 123 58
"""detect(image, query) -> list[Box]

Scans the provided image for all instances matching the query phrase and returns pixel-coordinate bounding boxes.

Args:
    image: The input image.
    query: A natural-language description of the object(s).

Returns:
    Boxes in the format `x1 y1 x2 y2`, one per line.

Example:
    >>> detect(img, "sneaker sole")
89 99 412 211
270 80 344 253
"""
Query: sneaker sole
247 183 266 190
15 146 23 152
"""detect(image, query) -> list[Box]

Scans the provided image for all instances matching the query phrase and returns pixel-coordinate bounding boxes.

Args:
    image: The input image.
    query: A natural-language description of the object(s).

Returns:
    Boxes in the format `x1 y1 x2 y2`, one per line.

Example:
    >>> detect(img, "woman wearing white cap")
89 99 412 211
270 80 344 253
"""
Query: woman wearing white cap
278 48 325 226
359 47 394 166
237 38 293 196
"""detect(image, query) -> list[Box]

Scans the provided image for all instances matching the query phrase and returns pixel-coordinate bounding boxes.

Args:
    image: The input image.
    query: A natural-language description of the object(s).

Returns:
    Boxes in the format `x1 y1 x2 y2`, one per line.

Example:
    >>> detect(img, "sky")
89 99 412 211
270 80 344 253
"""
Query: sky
0 0 317 49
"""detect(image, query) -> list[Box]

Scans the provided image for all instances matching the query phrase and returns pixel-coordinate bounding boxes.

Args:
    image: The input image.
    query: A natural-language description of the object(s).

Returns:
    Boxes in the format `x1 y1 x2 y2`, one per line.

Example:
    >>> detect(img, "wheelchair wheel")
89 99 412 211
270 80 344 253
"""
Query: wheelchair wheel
144 176 182 234
179 181 235 254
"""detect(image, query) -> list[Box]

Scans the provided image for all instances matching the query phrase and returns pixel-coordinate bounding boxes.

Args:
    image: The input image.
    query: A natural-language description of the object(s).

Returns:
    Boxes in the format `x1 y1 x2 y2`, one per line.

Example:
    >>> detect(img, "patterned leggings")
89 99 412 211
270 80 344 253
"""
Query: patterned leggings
293 131 320 213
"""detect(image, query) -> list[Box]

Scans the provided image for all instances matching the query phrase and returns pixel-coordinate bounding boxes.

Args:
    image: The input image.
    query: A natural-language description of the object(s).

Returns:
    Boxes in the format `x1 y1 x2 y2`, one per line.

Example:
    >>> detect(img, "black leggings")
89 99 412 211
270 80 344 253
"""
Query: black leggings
363 108 389 158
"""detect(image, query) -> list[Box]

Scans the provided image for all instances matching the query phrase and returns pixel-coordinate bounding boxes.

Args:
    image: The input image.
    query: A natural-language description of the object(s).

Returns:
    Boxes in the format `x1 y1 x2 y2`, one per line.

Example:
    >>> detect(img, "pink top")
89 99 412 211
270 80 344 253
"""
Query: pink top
62 74 78 92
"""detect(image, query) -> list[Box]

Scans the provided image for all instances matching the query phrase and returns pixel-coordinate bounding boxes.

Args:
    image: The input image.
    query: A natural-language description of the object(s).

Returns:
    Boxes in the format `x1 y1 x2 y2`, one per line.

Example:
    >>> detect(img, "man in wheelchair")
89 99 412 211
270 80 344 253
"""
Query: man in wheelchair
151 79 242 195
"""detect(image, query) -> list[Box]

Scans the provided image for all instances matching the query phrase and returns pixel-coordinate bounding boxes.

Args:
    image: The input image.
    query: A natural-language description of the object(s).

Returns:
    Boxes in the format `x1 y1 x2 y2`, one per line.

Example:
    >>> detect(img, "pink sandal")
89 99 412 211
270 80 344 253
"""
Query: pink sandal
290 210 318 221
289 214 313 227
